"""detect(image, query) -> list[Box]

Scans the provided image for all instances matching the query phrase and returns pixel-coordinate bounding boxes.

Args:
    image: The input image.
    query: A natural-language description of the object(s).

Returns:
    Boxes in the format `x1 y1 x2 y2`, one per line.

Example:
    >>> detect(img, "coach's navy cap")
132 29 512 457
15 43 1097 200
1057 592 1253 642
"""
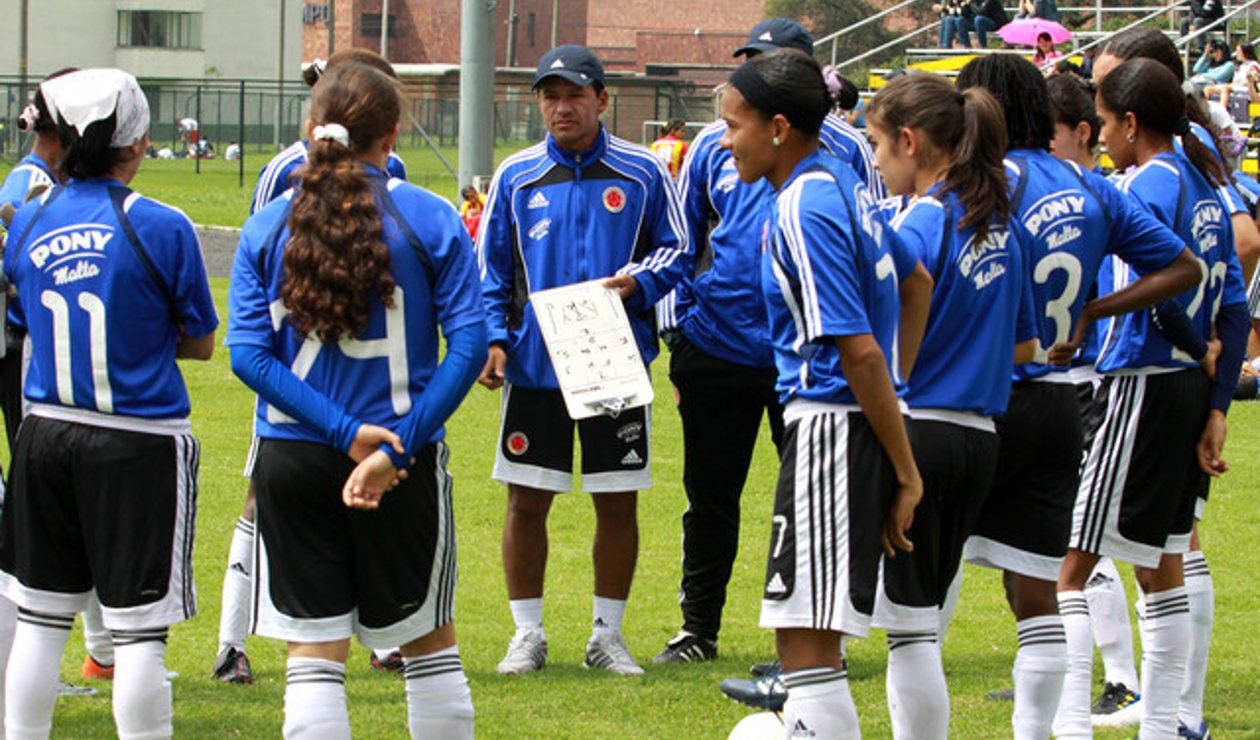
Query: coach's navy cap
733 18 815 57
533 45 606 89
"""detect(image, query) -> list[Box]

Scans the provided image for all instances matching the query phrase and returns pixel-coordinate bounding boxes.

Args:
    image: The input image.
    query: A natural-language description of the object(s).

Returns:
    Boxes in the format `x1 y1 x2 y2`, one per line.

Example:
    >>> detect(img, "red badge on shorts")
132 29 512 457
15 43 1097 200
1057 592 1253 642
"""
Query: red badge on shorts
506 431 529 456
602 186 626 213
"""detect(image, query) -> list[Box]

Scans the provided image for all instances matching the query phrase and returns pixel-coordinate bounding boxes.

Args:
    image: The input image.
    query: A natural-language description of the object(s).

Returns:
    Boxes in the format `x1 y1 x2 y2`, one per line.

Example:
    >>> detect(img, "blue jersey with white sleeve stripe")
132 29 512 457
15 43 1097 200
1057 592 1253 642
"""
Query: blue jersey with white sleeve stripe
3 179 218 421
0 153 56 208
227 165 484 445
250 140 408 214
1098 152 1246 372
762 150 910 406
893 187 1037 416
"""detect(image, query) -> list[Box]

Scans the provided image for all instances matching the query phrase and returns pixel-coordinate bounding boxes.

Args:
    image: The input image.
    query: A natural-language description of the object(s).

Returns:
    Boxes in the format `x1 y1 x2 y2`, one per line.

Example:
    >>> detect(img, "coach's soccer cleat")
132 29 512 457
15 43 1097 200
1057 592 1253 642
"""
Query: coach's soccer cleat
1178 719 1211 739
369 650 405 675
720 668 787 711
1091 681 1142 727
81 654 115 680
583 631 645 676
652 631 717 664
497 629 548 675
211 646 255 684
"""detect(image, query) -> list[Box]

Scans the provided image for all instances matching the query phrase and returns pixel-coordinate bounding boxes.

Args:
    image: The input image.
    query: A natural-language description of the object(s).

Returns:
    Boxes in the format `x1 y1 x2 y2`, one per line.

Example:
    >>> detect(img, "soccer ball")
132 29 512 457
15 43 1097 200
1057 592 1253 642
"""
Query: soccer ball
728 711 784 740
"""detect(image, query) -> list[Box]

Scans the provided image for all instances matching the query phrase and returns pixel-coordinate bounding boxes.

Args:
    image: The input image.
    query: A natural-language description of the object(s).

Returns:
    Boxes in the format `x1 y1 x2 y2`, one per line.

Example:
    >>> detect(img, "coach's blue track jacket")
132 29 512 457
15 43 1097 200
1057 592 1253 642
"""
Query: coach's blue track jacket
657 114 882 369
476 125 690 390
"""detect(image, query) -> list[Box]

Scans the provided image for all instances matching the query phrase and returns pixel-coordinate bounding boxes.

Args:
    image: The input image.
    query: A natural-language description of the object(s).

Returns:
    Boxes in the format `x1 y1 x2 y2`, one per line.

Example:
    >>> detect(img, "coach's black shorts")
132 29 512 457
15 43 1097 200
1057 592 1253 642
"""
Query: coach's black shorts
875 415 999 632
965 382 1083 580
0 414 199 630
251 439 456 648
491 384 650 493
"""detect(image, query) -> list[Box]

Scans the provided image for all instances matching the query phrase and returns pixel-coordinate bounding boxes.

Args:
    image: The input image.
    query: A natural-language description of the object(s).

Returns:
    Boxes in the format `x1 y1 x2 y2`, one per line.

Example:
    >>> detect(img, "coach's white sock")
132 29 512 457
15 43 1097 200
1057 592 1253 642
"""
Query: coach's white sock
509 597 543 633
404 646 474 740
1054 592 1093 740
218 516 255 652
0 596 18 738
783 667 860 739
283 658 350 740
1085 558 1138 689
1140 587 1190 740
1179 553 1214 730
938 567 963 645
592 596 626 636
112 630 172 739
1012 615 1066 740
886 632 948 740
82 593 114 667
5 609 73 740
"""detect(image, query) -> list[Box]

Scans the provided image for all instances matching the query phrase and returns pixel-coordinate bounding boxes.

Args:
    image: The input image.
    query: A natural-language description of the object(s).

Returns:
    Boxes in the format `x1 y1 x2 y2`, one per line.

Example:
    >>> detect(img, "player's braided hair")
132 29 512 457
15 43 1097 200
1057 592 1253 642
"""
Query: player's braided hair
283 62 400 344
869 72 1009 243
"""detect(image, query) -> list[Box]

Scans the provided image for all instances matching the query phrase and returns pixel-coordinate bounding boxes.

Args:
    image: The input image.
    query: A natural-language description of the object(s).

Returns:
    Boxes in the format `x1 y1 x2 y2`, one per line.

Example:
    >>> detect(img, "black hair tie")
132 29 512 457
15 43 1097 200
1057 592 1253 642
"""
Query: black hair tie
1174 116 1192 137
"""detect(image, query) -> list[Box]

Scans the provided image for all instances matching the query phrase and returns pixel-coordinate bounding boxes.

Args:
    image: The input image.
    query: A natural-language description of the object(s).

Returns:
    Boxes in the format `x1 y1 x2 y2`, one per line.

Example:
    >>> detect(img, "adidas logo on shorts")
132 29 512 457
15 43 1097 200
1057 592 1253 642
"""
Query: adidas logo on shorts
791 719 816 738
766 572 788 594
620 449 642 465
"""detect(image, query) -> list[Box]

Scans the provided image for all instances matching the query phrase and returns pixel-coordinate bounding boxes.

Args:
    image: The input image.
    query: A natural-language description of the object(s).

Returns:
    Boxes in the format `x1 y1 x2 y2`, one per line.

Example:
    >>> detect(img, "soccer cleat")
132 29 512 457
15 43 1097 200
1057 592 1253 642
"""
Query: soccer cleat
749 660 780 677
369 650 405 675
985 688 1015 701
1091 681 1142 728
81 654 115 680
496 629 548 675
57 680 99 697
211 646 255 684
720 666 787 711
583 631 645 676
1178 719 1211 739
652 631 717 664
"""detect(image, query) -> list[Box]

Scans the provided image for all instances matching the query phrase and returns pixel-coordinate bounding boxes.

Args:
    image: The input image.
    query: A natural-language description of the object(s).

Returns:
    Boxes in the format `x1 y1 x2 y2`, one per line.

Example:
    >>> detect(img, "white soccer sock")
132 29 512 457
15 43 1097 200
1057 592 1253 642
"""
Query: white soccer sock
5 609 73 740
82 593 114 667
592 596 626 636
1134 592 1149 685
782 667 861 740
1140 587 1190 740
283 658 350 740
1054 591 1093 740
886 632 948 740
1179 553 1213 730
1012 615 1067 740
1085 558 1138 689
404 646 474 740
509 597 543 633
0 596 17 738
218 516 255 652
112 630 172 740
938 567 964 645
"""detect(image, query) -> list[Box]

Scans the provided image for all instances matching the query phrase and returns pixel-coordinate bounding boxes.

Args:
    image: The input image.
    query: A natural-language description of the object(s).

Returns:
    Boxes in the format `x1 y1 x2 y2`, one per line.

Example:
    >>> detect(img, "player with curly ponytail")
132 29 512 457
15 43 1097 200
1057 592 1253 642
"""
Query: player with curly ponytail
227 61 487 738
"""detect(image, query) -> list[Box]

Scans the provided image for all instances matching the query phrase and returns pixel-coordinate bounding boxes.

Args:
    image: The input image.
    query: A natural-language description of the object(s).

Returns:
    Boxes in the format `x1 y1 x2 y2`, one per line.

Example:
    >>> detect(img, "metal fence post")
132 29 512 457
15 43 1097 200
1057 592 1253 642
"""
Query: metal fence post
239 80 246 188
195 85 202 175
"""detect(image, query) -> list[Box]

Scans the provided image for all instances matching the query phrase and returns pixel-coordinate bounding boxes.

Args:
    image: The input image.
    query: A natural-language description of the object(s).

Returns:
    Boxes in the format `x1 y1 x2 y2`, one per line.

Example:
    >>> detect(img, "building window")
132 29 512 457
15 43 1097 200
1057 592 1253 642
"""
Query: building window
361 13 398 37
117 11 202 49
528 12 536 48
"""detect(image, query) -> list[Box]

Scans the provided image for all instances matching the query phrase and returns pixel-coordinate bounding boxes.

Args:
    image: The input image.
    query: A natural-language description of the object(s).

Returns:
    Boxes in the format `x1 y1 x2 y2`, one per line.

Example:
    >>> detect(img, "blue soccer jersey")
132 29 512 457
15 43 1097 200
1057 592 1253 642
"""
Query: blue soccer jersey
0 153 56 208
250 140 408 214
1005 149 1186 381
3 179 218 420
1098 152 1246 372
656 113 883 368
227 166 485 447
762 150 912 406
892 188 1037 416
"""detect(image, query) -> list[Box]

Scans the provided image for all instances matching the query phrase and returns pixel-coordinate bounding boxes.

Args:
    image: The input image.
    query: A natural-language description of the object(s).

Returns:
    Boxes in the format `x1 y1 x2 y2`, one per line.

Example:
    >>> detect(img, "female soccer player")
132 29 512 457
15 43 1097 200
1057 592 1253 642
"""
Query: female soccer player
0 68 218 739
216 46 412 683
1055 58 1249 740
954 53 1200 739
866 71 1038 739
227 62 486 739
721 47 930 737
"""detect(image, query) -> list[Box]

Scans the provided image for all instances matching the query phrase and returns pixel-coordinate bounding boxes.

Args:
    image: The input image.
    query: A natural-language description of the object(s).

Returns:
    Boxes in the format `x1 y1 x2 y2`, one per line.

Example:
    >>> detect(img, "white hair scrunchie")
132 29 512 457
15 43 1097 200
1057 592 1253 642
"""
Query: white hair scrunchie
312 123 350 148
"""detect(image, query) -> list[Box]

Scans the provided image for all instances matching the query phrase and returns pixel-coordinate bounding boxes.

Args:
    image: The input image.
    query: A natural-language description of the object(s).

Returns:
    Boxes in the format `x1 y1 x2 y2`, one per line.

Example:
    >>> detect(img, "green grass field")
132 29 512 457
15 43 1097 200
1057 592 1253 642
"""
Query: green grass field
0 151 1257 737
25 279 1260 738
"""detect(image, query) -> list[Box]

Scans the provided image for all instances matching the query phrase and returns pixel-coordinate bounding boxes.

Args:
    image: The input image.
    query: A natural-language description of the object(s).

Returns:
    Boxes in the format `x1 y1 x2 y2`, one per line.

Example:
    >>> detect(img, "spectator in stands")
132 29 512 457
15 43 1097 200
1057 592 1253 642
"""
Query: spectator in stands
934 0 975 49
1192 39 1236 85
1181 0 1224 43
1033 32 1065 68
1205 43 1260 114
970 0 1008 48
1015 0 1060 22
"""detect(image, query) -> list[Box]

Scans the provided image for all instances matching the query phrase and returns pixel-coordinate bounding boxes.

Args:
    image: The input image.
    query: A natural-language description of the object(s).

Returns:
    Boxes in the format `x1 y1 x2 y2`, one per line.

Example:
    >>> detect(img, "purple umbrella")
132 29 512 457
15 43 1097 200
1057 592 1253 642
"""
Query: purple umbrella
998 18 1072 46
